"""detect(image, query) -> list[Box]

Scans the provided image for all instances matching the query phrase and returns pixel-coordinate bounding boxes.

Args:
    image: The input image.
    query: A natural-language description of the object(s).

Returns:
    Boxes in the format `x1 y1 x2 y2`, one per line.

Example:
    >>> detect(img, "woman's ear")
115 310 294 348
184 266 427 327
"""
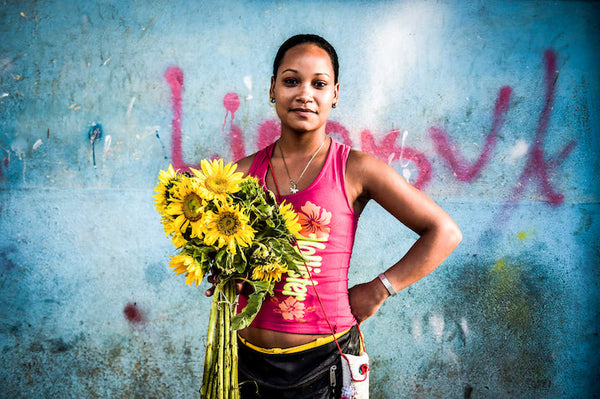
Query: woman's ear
269 76 276 101
333 82 340 107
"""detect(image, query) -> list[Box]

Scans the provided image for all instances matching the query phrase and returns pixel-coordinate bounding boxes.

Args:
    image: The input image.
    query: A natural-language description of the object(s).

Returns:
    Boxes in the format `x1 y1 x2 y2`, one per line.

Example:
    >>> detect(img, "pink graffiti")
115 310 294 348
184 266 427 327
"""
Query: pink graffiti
257 119 281 151
429 86 512 182
164 66 199 171
164 49 573 205
222 92 240 131
361 129 432 190
507 50 575 206
326 121 353 147
227 125 246 162
222 92 245 161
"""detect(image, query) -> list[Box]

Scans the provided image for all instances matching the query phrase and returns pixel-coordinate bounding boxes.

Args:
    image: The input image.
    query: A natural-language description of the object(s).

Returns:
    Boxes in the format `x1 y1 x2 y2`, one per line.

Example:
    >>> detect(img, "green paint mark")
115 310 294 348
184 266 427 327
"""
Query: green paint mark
489 258 531 329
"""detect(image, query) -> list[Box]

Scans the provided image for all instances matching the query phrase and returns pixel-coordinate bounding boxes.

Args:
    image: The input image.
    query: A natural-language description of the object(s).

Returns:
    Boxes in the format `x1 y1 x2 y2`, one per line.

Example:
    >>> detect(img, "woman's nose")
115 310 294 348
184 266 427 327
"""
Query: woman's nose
295 84 313 103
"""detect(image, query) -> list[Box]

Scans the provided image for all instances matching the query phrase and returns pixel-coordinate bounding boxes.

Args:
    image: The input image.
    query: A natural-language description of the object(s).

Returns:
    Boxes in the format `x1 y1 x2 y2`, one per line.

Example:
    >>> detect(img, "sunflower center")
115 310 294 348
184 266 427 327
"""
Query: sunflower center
206 176 228 193
183 193 203 221
217 212 240 236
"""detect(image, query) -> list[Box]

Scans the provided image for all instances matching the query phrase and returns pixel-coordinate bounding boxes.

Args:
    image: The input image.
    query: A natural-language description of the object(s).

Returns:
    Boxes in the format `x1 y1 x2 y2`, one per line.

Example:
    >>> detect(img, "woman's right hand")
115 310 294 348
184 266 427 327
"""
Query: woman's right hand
204 270 253 297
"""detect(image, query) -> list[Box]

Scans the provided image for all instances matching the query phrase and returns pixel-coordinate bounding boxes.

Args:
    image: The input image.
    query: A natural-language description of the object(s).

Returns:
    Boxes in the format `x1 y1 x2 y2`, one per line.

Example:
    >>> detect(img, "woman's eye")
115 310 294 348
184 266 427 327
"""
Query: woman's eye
283 78 298 85
313 81 327 88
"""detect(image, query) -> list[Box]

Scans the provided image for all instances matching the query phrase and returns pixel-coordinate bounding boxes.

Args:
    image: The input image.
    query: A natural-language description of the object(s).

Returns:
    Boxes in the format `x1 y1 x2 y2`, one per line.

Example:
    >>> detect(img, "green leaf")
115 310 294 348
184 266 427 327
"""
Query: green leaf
230 280 273 330
235 261 246 274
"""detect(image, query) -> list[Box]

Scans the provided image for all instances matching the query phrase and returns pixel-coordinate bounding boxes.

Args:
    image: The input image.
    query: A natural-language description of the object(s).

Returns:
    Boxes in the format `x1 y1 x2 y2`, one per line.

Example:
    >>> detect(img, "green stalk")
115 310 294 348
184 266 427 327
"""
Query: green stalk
230 280 238 399
201 285 220 398
231 303 239 399
205 371 213 399
223 281 232 399
234 282 240 399
218 295 225 399
211 368 217 398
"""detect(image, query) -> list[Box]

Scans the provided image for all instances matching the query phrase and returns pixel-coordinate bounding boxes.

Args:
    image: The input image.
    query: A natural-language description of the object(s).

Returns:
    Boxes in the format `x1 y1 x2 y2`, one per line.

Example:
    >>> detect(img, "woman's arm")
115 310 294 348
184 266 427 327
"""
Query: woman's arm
346 150 462 324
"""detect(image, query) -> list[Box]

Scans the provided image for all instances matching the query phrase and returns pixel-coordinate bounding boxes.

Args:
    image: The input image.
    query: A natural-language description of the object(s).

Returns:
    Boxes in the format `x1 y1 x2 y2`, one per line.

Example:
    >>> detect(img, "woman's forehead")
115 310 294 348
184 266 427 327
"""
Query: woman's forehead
278 44 334 74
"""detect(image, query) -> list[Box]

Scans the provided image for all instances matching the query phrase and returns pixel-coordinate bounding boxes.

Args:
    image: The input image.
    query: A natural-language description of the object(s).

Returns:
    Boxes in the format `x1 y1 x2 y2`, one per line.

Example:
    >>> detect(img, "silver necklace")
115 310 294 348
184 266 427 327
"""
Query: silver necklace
279 137 327 194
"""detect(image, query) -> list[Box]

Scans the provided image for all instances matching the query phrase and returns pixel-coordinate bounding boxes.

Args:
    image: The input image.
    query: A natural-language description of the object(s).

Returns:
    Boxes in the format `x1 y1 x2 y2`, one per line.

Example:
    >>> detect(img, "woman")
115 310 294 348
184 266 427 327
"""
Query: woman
209 34 462 398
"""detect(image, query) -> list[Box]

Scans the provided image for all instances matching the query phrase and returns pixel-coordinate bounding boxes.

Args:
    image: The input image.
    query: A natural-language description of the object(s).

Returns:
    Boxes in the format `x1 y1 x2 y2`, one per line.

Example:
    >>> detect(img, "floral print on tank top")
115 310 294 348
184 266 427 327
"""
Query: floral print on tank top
269 200 332 322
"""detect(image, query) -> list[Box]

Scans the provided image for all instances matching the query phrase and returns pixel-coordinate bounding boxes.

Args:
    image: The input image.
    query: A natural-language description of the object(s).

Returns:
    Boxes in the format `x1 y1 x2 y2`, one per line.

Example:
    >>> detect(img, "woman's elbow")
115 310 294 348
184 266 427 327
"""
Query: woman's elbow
444 221 462 250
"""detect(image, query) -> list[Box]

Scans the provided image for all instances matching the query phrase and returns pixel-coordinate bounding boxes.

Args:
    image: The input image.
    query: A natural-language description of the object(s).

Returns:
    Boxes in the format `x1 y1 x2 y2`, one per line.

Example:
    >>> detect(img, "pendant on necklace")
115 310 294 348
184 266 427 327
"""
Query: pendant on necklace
290 180 299 194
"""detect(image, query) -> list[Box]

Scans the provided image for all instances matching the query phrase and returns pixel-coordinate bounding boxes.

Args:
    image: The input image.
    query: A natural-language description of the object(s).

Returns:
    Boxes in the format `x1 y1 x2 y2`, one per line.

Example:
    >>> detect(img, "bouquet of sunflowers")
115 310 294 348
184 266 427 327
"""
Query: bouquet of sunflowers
154 159 304 399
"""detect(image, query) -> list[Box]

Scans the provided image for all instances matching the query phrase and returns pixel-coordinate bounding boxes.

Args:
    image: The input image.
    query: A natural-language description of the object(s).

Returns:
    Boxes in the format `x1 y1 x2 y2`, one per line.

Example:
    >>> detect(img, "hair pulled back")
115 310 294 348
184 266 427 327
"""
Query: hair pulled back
272 34 339 84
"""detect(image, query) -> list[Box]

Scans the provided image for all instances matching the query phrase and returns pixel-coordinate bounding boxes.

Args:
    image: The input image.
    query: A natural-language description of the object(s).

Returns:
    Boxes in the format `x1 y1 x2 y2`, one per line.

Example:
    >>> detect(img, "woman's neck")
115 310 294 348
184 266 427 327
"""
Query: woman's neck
277 130 328 157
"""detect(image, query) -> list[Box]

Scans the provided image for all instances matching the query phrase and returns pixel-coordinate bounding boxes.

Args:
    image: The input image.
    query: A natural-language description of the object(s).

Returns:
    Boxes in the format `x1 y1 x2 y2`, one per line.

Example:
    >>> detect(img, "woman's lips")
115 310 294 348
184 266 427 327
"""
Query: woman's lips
290 108 316 115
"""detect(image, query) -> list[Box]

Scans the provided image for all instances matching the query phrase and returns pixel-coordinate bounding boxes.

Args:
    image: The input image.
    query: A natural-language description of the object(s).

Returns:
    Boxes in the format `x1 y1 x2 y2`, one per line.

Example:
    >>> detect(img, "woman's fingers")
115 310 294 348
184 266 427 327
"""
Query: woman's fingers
348 279 388 324
205 270 219 297
204 273 252 297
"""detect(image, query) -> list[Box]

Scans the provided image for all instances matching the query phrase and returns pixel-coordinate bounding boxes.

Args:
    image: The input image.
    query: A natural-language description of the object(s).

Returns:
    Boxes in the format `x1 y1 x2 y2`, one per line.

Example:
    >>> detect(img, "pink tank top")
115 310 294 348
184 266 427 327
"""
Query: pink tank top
237 138 359 334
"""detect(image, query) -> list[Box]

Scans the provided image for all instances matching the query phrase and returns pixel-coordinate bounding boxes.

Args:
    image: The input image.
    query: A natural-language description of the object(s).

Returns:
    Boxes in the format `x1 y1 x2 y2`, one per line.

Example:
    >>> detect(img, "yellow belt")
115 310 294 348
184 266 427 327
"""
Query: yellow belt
238 327 352 355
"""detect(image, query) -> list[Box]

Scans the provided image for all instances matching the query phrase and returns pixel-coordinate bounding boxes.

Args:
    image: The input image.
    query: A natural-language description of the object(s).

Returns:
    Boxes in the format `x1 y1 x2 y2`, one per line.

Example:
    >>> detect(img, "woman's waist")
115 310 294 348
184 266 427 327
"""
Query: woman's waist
237 326 350 353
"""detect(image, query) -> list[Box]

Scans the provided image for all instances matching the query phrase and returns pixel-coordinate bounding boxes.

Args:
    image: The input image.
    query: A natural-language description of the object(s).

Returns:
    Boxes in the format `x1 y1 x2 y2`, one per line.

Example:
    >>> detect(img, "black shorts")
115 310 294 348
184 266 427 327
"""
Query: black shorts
238 325 362 399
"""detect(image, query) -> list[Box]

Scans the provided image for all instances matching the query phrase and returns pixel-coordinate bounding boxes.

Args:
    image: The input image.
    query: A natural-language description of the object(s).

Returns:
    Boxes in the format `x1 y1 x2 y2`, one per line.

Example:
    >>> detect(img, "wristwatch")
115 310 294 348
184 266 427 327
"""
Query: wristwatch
378 273 397 297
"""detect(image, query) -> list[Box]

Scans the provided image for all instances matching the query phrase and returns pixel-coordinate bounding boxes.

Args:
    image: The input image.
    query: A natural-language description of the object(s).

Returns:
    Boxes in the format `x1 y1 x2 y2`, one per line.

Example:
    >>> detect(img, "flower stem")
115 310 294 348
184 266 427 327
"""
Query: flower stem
224 281 232 399
199 279 241 399
218 293 225 399
230 281 239 399
201 284 220 398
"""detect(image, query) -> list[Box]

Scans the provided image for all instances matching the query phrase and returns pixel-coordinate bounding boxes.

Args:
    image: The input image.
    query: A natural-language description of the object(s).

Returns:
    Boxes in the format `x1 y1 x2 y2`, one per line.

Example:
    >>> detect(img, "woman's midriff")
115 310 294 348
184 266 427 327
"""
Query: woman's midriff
238 326 331 349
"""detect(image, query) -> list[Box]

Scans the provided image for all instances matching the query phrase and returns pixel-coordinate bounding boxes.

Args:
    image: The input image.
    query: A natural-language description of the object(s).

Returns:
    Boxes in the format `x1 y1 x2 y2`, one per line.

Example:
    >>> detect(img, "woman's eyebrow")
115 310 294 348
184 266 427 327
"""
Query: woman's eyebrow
281 69 331 78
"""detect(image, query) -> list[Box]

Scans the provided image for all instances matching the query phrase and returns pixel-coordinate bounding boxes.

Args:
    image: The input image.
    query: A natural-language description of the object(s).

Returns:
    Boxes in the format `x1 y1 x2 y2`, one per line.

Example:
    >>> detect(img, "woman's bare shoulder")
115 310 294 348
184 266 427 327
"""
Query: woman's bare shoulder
235 153 258 176
346 148 385 177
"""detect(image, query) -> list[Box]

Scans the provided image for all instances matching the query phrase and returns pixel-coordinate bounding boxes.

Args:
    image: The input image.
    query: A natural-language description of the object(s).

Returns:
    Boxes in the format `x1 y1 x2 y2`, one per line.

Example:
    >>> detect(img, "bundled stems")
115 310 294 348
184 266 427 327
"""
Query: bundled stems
200 279 239 399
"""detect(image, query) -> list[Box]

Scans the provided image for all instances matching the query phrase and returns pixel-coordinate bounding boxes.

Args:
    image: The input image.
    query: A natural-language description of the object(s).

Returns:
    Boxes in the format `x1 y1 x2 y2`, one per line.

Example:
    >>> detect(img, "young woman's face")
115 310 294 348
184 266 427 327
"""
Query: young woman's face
270 43 339 135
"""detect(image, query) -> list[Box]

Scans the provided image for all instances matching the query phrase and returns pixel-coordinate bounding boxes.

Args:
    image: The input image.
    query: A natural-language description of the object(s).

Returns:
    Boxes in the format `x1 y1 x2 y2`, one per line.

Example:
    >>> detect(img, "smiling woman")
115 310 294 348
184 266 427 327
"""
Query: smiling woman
206 33 463 399
270 42 339 139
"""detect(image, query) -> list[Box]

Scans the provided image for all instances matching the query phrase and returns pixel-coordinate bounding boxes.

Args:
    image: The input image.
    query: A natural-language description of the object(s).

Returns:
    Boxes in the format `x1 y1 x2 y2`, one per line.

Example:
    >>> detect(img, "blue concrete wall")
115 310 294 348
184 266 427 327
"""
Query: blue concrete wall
1 1 598 397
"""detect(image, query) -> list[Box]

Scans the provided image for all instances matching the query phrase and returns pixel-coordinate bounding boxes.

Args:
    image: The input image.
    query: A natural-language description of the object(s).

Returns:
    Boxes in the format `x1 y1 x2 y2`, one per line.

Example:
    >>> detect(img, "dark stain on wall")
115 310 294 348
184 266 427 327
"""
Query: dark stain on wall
1 332 198 398
444 253 564 396
0 246 18 273
123 302 146 325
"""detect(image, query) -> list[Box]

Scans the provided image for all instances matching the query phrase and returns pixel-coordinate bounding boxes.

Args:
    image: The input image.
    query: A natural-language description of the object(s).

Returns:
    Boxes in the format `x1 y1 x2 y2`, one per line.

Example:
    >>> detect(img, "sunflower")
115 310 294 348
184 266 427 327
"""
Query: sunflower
171 232 188 248
166 176 206 238
251 262 289 283
203 202 255 254
170 253 205 286
279 201 302 238
153 165 179 214
161 216 177 235
191 159 244 202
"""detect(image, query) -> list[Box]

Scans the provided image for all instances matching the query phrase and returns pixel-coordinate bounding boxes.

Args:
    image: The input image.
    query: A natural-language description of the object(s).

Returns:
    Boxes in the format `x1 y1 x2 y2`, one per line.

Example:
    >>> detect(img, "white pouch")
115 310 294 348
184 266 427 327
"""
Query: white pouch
340 351 370 399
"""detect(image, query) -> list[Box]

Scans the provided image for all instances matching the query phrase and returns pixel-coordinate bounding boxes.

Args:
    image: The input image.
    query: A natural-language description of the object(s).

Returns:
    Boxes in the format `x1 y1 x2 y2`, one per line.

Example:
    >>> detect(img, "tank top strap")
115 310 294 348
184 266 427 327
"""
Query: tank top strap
248 142 275 187
328 139 354 214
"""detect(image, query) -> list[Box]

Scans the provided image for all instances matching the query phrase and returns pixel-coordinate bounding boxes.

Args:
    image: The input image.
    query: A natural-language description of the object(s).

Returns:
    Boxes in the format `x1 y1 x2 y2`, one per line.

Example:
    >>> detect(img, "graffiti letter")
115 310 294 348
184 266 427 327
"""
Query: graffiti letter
222 92 246 161
509 50 575 206
429 86 512 182
326 121 353 147
360 129 432 189
165 66 200 171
